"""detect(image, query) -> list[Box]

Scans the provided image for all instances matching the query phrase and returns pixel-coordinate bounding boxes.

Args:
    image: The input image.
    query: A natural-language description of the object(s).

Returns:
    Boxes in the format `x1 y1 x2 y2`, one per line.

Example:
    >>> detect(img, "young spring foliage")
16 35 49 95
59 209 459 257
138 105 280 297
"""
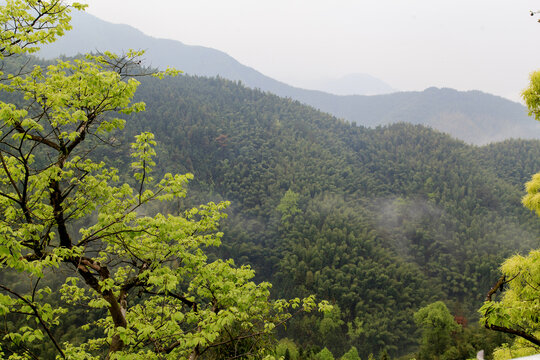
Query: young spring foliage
0 1 328 359
479 249 540 350
478 69 540 355
0 0 86 58
522 70 540 123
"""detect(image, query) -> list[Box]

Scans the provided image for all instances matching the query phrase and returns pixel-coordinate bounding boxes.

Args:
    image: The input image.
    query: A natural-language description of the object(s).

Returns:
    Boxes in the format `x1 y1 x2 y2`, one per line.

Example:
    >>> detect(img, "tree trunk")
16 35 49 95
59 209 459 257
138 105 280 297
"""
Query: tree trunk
105 292 127 358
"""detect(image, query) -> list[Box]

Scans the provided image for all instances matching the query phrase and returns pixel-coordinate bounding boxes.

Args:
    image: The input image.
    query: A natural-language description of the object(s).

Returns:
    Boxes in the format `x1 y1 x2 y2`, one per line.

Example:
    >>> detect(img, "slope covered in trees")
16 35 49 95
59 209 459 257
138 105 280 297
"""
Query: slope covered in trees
100 74 540 357
2 52 539 356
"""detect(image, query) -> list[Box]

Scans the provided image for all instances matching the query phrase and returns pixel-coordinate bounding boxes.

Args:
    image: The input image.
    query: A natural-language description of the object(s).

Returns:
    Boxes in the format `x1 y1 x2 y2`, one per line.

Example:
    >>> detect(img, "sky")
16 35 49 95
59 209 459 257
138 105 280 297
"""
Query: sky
81 0 540 102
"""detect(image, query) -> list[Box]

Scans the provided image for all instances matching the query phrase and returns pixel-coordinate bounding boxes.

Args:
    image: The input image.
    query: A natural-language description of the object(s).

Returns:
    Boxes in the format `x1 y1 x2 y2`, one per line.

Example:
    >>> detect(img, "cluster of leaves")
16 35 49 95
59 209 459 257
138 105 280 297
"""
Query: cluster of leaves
479 249 540 356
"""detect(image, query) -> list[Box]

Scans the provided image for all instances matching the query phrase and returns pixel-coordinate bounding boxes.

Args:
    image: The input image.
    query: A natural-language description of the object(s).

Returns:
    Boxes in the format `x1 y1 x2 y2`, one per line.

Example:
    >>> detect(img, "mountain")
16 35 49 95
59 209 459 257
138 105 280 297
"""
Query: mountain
38 11 540 145
5 47 540 357
117 74 540 357
304 87 540 145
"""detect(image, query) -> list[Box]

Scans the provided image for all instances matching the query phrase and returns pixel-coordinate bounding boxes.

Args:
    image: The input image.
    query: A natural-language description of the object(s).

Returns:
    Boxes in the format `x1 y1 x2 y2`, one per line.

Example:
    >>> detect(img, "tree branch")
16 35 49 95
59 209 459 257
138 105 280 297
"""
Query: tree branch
0 284 66 358
485 275 506 301
485 323 540 346
483 273 540 346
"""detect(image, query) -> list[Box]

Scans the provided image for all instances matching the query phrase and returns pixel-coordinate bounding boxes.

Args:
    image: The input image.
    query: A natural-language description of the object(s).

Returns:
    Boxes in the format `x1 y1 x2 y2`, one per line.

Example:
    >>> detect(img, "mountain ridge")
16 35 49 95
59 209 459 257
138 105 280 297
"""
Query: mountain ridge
37 10 540 145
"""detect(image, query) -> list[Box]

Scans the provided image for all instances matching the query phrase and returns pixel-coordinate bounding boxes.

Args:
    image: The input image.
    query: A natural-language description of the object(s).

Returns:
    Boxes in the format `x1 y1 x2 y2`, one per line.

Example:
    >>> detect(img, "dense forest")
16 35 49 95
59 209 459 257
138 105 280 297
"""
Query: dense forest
2 50 540 360
3 2 540 359
94 74 540 358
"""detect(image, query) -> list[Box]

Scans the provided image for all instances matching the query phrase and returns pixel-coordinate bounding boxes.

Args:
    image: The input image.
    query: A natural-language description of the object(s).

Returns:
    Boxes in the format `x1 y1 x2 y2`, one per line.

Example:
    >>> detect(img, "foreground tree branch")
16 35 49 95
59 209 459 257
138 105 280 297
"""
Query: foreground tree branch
0 284 66 358
481 273 540 346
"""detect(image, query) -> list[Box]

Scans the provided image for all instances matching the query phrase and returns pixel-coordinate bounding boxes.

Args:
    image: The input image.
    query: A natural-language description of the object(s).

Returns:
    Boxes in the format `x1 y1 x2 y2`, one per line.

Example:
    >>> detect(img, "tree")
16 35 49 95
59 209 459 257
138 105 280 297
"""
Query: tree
414 302 459 360
522 70 540 123
315 347 335 360
479 69 540 355
340 346 361 360
275 338 299 360
378 349 390 360
317 304 346 353
276 189 301 229
479 250 540 348
0 1 328 359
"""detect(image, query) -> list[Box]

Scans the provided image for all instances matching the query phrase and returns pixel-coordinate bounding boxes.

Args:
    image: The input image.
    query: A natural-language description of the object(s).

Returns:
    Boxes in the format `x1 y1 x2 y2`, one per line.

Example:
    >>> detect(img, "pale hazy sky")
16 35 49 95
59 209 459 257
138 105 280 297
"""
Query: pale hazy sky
82 0 540 102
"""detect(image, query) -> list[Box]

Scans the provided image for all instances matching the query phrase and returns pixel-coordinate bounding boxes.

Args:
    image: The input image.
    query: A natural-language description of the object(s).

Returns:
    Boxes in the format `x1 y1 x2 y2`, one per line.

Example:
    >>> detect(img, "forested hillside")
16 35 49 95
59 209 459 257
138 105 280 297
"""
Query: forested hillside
2 54 538 356
3 2 540 359
99 74 540 357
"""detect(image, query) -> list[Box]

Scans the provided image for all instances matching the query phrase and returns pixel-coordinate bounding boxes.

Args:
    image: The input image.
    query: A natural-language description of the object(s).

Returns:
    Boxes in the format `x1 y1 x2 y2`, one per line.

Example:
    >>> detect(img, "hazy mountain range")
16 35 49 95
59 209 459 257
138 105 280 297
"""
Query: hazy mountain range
38 11 540 145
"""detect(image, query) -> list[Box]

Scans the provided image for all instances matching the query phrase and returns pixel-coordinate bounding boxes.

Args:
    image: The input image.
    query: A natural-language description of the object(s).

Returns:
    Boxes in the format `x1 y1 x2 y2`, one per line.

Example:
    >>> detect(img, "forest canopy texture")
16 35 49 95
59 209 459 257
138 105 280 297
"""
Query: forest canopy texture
1 1 540 360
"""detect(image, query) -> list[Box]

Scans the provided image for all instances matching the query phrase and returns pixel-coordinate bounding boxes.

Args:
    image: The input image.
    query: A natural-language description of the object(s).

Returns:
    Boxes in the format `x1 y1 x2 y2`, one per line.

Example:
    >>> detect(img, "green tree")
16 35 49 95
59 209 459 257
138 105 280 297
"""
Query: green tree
414 302 459 360
379 349 390 360
284 348 291 360
276 189 301 227
491 340 539 360
315 347 335 360
340 346 361 360
276 338 299 360
478 69 540 357
522 70 540 122
479 250 540 348
0 1 328 359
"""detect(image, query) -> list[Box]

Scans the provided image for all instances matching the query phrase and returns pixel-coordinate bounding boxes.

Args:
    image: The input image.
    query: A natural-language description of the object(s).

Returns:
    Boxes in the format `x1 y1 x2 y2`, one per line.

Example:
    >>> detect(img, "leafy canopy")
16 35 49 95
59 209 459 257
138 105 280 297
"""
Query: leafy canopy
414 301 459 360
0 1 328 359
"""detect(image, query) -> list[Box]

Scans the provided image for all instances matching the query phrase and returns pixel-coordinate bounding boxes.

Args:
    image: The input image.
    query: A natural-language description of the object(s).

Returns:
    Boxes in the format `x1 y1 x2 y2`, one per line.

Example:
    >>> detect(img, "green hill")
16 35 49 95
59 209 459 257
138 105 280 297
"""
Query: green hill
109 74 540 357
2 52 539 356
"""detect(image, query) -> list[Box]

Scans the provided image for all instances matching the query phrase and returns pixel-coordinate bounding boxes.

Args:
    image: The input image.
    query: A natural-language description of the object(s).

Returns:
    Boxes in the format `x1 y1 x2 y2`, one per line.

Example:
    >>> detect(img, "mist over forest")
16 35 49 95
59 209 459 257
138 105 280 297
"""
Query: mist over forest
1 3 540 360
